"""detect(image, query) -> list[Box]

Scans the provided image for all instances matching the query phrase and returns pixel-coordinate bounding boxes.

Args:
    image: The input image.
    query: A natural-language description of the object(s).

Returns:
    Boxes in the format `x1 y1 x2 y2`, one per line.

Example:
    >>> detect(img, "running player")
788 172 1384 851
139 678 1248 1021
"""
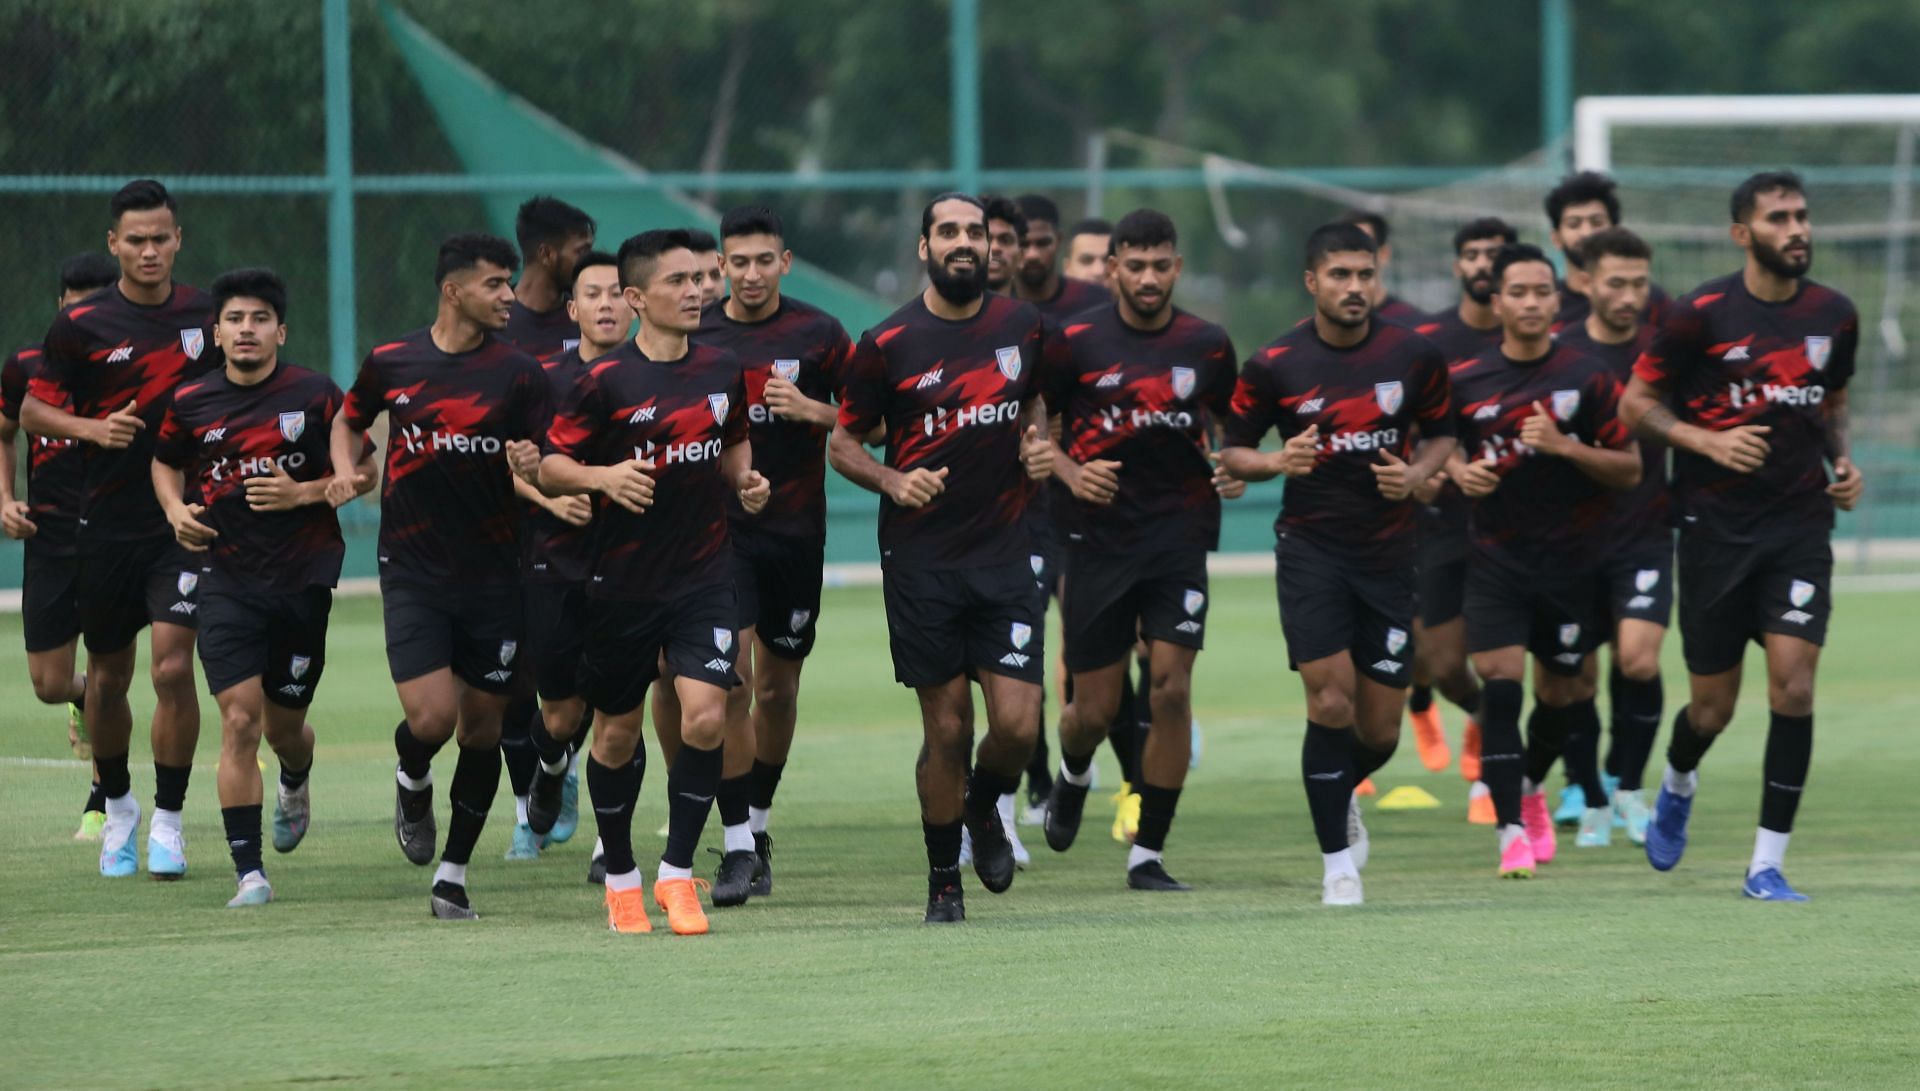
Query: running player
1337 209 1424 323
1039 208 1239 891
1064 218 1113 285
1447 243 1640 878
983 195 1027 298
1219 222 1456 905
1621 171 1860 901
1014 195 1110 317
1546 171 1670 335
828 192 1055 923
538 228 766 935
689 229 726 308
1 252 118 839
151 268 376 907
22 180 213 880
330 233 550 920
1554 226 1667 845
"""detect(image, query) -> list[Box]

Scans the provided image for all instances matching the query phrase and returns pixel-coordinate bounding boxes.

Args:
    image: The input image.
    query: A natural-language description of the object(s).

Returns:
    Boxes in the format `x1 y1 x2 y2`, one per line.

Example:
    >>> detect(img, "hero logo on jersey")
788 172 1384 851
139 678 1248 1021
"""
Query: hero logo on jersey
1551 389 1581 422
289 655 311 680
1171 366 1196 400
180 328 205 360
714 628 734 654
177 571 198 597
1374 381 1403 415
789 609 811 632
1789 580 1816 608
498 640 517 666
1010 622 1032 650
1804 336 1831 371
1635 568 1660 592
1385 627 1408 656
278 411 306 442
708 393 730 426
995 346 1022 381
1558 623 1580 648
772 359 801 381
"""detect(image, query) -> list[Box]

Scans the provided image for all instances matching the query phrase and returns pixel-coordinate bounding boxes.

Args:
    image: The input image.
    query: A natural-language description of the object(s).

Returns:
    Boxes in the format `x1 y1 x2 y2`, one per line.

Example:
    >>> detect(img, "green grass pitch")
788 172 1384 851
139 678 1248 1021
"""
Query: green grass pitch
2 574 1917 1088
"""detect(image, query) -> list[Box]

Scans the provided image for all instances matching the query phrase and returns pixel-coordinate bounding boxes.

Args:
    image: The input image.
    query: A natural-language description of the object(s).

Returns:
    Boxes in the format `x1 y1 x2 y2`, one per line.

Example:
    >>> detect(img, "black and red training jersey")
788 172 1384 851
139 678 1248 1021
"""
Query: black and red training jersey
522 347 597 584
502 299 580 365
837 294 1045 571
31 283 215 544
343 328 549 589
695 295 851 542
1410 306 1503 564
154 362 356 594
1023 276 1109 321
1450 342 1632 572
1377 295 1425 325
544 339 747 603
1041 305 1236 555
1224 320 1453 568
2 345 83 555
1558 321 1668 549
1632 272 1857 543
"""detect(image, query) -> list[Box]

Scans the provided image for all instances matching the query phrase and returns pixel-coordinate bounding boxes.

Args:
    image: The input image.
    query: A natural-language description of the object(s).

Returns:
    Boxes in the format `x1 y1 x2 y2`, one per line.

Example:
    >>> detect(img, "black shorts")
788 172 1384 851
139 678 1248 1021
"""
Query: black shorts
732 532 824 661
380 578 523 694
881 559 1045 688
523 579 588 702
197 586 332 708
21 545 81 654
1063 546 1207 673
1464 556 1602 676
580 584 740 716
1276 532 1416 688
1677 531 1832 676
1417 555 1468 629
77 538 201 654
1604 537 1675 629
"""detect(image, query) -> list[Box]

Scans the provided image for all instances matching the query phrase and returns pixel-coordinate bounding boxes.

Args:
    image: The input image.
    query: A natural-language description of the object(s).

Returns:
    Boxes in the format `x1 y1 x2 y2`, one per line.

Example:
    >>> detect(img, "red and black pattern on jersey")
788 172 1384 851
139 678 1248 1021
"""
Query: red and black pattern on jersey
31 283 215 544
1377 295 1425 325
1451 343 1632 570
1040 305 1236 554
1558 322 1669 548
1024 276 1110 322
343 328 549 588
1553 280 1671 336
1633 273 1857 542
502 299 580 365
837 294 1044 571
545 340 747 603
695 295 851 541
522 348 597 584
1409 308 1502 559
1224 321 1453 568
1413 307 1504 365
154 363 353 594
2 345 83 554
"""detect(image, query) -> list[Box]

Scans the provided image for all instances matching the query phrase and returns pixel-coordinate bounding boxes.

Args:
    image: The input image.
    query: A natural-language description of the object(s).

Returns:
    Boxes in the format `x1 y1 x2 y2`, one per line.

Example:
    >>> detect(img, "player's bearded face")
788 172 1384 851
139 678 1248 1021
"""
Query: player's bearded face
1309 252 1375 329
1114 245 1179 319
1457 242 1501 304
924 225 988 305
1744 189 1813 280
1553 201 1612 269
1018 224 1058 290
1588 256 1650 335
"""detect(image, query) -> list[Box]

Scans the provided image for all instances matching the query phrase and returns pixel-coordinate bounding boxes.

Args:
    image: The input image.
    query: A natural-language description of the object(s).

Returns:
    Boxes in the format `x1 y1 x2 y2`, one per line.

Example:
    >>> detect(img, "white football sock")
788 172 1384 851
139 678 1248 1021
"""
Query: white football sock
748 806 770 834
1749 827 1790 878
433 861 467 888
1127 844 1162 870
1662 765 1698 799
151 808 182 837
605 868 643 892
1322 848 1357 878
723 822 753 853
1059 761 1092 788
656 861 693 882
1499 823 1526 851
396 767 431 791
514 795 529 825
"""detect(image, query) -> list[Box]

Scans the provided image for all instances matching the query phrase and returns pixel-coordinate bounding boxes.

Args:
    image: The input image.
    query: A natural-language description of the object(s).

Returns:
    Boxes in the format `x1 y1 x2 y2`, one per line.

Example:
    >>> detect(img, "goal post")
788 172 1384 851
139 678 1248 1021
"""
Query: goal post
1574 95 1920 171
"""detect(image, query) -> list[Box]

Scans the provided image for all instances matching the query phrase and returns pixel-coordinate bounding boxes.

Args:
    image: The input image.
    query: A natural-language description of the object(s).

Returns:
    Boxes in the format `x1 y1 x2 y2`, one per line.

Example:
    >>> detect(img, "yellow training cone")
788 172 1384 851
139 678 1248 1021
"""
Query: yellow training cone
1376 785 1442 811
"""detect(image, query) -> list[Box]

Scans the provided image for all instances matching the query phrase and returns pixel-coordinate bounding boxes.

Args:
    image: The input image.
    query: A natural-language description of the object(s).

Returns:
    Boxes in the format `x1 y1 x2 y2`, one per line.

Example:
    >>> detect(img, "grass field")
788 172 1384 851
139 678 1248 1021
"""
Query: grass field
3 573 1918 1089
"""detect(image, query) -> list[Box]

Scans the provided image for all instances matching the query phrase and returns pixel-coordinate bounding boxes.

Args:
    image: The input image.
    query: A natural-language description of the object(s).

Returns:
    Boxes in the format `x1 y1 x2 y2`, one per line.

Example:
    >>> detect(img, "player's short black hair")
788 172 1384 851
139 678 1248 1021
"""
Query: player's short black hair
1545 171 1621 230
1453 217 1518 254
1336 208 1390 245
210 267 289 322
1731 170 1806 223
435 233 520 286
1111 208 1178 253
1015 194 1061 229
570 249 620 287
1576 226 1653 269
513 196 595 262
982 194 1027 240
616 228 698 289
920 192 986 238
1067 217 1112 242
719 205 784 242
1491 242 1555 286
685 229 719 256
1304 222 1378 270
58 252 119 297
109 178 176 225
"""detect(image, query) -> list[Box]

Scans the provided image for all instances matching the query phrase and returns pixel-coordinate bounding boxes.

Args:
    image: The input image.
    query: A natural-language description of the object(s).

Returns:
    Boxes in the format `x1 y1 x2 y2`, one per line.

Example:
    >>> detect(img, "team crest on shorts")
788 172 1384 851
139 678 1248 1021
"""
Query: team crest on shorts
1635 568 1660 592
1790 579 1816 607
1030 553 1045 577
1010 622 1032 650
995 346 1022 381
1804 336 1831 371
789 609 811 632
1551 389 1581 421
708 393 730 425
1386 627 1408 656
176 571 198 597
1183 589 1205 616
289 655 311 680
1171 366 1196 400
499 640 517 665
772 359 801 381
1558 623 1580 648
180 328 205 360
714 628 733 654
1374 381 1404 415
278 411 306 442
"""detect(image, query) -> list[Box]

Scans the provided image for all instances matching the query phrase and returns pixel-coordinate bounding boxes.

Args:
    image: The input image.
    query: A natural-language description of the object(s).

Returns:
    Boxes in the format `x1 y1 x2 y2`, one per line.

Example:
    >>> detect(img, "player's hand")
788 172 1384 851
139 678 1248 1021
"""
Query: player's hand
886 466 948 509
1519 401 1572 457
1705 424 1772 473
1371 449 1417 501
244 460 310 512
548 492 594 527
0 499 37 539
1273 425 1319 478
1209 451 1246 500
763 377 809 420
1020 425 1054 480
168 502 218 551
1455 457 1501 498
505 439 542 483
98 399 145 450
598 458 657 513
325 473 370 508
1412 469 1445 505
737 469 771 515
1828 456 1865 511
1072 458 1122 505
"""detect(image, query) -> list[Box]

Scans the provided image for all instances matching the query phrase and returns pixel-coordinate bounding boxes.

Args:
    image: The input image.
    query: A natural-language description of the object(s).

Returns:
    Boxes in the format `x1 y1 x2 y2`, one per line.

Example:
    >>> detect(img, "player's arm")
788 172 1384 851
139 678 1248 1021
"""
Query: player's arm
1018 395 1053 480
722 439 770 514
326 408 377 507
1625 307 1771 474
1521 384 1640 491
1376 352 1458 500
22 394 141 449
1825 386 1864 511
1447 446 1501 498
0 411 32 540
826 334 946 507
149 454 217 551
762 377 837 427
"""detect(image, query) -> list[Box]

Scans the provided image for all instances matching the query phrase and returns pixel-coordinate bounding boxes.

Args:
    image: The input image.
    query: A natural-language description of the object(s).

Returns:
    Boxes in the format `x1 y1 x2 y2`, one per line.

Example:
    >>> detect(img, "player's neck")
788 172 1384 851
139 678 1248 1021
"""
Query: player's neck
514 269 562 314
1015 271 1062 305
725 291 779 324
1743 261 1801 304
1313 311 1369 349
1501 331 1552 361
578 337 622 364
118 275 171 307
922 285 984 322
223 356 279 388
1457 297 1498 331
634 324 690 362
429 310 488 355
1583 312 1637 346
1563 264 1591 298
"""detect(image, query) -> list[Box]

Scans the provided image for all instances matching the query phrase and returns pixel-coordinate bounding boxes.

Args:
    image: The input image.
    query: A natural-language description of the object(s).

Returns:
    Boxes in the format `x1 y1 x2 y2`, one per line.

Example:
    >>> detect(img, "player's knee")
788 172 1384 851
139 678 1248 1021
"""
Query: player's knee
27 667 71 706
1687 698 1734 734
1147 677 1191 726
1617 646 1660 681
754 670 800 710
1305 687 1355 728
220 706 262 751
1769 673 1816 717
149 650 195 694
681 703 727 749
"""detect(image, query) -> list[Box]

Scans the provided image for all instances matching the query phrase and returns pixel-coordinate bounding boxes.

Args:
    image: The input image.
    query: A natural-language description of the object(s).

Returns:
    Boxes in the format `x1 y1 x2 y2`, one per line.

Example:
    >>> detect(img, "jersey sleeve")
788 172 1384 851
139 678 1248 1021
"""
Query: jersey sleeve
511 358 553 442
816 318 855 400
544 367 604 462
1038 321 1079 417
1828 306 1860 392
723 353 750 447
1221 355 1277 449
834 329 887 436
1583 366 1631 450
1632 295 1707 388
1412 343 1455 438
342 353 387 430
30 313 82 411
1201 332 1239 419
152 401 192 468
0 351 26 419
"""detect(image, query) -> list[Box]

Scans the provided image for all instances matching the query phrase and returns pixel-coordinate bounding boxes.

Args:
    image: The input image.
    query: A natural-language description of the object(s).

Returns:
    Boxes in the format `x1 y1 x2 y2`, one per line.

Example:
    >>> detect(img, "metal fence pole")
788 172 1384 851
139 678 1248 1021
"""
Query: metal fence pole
950 0 981 195
1540 0 1573 159
324 0 357 386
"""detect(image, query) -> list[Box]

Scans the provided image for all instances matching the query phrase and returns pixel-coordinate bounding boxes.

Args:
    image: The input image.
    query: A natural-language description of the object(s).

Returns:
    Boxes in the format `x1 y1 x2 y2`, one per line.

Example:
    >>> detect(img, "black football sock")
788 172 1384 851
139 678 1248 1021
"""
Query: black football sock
1666 707 1717 775
1408 685 1435 714
499 694 538 799
965 766 1019 825
749 758 785 810
1523 702 1570 788
84 781 105 814
1612 674 1663 792
1107 715 1140 784
528 713 568 768
1562 697 1608 806
569 706 591 753
586 755 641 875
1301 722 1356 854
1060 742 1095 778
1604 661 1628 779
222 804 264 879
1133 782 1182 854
153 762 191 813
279 760 310 790
1479 679 1525 827
1449 681 1483 718
394 720 442 782
1759 712 1813 833
717 773 752 830
662 743 722 870
1026 689 1053 794
439 742 501 867
924 819 963 888
1351 733 1399 783
95 751 131 800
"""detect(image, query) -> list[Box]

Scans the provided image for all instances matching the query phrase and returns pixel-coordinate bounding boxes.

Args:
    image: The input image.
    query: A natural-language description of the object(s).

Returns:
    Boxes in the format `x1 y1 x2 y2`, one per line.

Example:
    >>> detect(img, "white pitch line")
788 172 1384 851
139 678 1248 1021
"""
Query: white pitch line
0 756 90 769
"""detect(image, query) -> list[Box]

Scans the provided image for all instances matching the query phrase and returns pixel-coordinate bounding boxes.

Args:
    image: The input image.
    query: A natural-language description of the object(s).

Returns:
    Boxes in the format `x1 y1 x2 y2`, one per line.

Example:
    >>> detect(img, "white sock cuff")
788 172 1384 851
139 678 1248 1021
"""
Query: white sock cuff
1060 762 1093 787
605 868 644 892
723 822 754 854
